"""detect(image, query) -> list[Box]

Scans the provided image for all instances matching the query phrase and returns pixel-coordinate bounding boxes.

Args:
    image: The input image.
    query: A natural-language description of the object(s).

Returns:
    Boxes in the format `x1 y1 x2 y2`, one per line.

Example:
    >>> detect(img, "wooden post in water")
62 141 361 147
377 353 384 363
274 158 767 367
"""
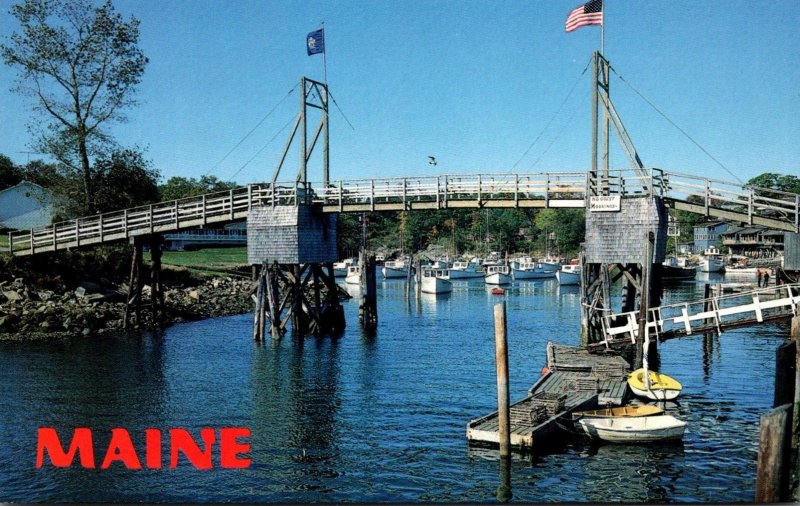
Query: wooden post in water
756 404 792 502
405 255 413 300
494 302 511 458
634 232 653 370
123 237 143 329
702 283 714 377
358 252 378 328
774 340 797 408
148 235 164 323
253 264 264 341
267 262 283 339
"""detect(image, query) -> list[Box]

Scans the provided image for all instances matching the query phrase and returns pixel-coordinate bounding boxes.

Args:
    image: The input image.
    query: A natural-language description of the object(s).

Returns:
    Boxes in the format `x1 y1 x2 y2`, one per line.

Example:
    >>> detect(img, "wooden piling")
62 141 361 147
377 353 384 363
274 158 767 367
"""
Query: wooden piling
358 252 377 327
756 404 792 502
634 232 654 370
774 340 797 408
148 235 164 323
494 301 511 459
792 316 800 340
123 237 143 329
253 264 264 341
405 254 413 300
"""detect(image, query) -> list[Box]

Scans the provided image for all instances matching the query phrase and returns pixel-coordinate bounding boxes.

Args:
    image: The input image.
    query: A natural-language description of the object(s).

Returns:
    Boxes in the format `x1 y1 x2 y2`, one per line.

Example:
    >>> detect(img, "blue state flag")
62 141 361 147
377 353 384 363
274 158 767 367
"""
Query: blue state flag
306 29 324 56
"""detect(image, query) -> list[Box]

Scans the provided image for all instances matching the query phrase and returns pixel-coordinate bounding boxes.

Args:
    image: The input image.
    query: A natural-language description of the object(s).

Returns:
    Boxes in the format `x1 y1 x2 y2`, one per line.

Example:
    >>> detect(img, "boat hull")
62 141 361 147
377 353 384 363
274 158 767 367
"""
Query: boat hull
572 405 664 420
420 276 452 294
484 273 512 285
699 258 725 273
578 415 686 443
628 369 682 401
345 274 360 285
556 270 580 285
382 266 408 278
449 268 484 279
513 268 554 280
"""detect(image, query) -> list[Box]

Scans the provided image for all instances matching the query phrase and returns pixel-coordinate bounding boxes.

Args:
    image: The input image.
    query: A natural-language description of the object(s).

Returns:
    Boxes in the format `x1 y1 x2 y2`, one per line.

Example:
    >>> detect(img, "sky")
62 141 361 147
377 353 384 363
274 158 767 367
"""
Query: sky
0 0 798 187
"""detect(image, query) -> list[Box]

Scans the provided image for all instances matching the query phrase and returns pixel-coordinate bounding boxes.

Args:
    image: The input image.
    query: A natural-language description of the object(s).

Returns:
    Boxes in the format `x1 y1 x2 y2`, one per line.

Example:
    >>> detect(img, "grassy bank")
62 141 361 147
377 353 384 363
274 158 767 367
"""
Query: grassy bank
147 247 248 276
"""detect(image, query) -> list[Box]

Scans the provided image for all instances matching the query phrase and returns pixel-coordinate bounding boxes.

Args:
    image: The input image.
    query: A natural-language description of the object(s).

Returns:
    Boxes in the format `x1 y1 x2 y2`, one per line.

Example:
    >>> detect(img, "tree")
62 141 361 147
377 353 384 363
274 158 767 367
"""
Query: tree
92 149 159 213
747 173 800 196
159 175 238 201
0 154 21 190
2 0 148 214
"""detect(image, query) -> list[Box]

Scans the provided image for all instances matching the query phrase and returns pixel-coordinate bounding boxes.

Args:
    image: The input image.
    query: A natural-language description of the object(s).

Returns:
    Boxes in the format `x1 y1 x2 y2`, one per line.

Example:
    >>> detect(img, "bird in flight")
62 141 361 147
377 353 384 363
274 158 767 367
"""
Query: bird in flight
428 156 437 166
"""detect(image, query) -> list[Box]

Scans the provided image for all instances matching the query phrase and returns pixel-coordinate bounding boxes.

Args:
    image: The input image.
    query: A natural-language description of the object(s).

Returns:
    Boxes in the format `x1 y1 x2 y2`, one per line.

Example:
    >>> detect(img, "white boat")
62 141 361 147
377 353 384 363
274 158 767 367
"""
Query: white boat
332 258 355 277
513 262 555 280
382 260 408 278
419 268 453 294
577 414 687 443
699 246 725 273
344 265 361 285
556 264 581 285
537 258 561 273
449 260 484 279
484 265 511 285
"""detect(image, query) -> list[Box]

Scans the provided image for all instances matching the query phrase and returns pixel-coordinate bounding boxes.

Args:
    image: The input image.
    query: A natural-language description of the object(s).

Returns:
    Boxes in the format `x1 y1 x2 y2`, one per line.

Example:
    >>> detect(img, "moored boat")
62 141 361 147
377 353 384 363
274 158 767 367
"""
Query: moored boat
556 264 581 285
513 262 555 280
382 259 409 278
572 404 664 421
627 368 683 401
484 265 512 285
344 265 361 285
419 267 453 294
578 414 687 443
332 258 355 277
449 260 484 279
699 246 725 273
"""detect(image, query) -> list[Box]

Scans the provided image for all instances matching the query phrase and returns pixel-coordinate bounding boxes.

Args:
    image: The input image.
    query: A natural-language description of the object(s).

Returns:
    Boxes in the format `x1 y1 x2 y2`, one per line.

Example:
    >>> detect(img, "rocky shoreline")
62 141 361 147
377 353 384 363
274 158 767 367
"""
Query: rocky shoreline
0 275 255 342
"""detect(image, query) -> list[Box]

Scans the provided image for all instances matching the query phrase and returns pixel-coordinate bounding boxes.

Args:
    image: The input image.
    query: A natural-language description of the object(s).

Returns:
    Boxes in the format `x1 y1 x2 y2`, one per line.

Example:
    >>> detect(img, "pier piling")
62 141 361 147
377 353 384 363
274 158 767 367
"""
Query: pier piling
494 302 511 459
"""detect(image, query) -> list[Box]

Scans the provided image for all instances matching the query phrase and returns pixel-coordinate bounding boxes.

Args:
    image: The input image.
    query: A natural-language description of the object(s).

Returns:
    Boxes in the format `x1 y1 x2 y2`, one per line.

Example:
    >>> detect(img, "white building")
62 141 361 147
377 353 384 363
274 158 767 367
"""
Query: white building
0 181 56 230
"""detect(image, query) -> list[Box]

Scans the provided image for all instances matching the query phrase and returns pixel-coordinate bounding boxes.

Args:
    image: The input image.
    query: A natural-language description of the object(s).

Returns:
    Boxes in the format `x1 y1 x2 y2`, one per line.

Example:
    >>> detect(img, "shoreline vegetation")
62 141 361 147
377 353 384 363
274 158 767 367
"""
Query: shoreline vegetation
0 246 254 342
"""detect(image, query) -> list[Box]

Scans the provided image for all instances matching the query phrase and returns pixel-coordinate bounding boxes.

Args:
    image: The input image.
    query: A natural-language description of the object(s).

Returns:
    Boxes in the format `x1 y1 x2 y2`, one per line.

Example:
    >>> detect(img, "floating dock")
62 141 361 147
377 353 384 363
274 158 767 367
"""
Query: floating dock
466 342 630 450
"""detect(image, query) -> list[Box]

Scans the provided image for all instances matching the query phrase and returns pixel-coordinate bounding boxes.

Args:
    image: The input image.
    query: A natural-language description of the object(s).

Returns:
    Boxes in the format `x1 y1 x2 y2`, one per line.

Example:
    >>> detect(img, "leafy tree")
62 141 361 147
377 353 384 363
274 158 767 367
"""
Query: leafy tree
2 0 148 214
747 172 800 196
159 175 238 201
533 208 585 256
92 149 159 213
0 154 21 190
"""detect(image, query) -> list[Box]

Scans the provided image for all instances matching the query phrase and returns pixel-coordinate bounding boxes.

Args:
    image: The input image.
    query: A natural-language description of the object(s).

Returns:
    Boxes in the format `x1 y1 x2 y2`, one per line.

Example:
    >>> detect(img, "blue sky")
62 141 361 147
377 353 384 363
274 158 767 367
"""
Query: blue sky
0 0 798 186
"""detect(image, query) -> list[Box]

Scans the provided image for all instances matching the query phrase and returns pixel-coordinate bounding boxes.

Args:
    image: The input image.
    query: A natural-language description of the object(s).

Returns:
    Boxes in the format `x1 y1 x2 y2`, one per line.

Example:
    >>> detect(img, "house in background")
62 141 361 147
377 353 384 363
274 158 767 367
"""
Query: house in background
0 181 56 230
693 221 728 254
721 225 785 259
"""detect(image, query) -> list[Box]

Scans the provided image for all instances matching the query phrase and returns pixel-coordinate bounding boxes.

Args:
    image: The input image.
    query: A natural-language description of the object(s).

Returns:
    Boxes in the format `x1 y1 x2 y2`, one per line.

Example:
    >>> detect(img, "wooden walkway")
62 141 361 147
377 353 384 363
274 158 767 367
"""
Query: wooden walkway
5 168 799 256
466 343 630 451
593 283 800 351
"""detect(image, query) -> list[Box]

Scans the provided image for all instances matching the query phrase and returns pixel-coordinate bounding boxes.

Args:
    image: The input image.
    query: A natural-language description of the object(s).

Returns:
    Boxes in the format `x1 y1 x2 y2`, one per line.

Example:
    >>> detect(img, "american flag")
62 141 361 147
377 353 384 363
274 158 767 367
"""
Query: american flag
565 0 603 32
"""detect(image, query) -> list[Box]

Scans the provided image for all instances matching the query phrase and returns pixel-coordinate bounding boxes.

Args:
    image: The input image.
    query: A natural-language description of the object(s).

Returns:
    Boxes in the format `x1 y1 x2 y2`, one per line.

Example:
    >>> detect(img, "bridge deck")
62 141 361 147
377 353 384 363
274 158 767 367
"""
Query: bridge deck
4 169 799 256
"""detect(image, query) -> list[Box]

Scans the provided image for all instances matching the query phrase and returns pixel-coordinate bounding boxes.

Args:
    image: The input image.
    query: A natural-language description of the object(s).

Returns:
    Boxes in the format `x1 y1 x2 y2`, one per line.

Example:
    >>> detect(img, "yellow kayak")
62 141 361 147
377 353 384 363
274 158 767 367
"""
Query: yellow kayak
627 368 682 400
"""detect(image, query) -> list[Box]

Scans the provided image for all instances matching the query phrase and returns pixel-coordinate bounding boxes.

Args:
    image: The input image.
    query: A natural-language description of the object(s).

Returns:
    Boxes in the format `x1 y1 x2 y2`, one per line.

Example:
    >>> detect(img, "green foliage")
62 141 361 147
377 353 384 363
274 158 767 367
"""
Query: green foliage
92 149 160 213
747 172 800 195
533 208 585 256
2 0 148 214
0 155 20 190
159 175 238 201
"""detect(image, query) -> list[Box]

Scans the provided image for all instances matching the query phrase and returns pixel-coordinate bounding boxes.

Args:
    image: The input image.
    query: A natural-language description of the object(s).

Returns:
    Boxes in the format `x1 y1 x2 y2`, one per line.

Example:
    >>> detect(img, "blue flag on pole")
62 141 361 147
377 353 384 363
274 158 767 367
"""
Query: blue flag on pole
306 29 324 55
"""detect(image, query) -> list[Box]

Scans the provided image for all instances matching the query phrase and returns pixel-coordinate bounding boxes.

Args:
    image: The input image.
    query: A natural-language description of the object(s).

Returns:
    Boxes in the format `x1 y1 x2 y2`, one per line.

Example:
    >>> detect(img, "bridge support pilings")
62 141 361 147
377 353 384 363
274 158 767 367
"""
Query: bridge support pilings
581 197 668 362
251 261 345 341
123 234 165 330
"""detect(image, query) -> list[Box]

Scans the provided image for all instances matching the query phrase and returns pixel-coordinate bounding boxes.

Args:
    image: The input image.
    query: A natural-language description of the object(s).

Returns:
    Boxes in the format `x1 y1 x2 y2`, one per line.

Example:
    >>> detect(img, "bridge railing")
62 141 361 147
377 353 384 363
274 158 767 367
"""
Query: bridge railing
599 283 800 345
659 170 800 230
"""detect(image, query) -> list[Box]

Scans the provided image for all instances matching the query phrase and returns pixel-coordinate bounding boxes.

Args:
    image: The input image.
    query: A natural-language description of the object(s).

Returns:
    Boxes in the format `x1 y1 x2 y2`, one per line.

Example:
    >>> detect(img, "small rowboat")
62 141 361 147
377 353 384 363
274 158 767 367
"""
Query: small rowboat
627 368 682 401
490 287 505 295
572 404 663 421
578 414 686 443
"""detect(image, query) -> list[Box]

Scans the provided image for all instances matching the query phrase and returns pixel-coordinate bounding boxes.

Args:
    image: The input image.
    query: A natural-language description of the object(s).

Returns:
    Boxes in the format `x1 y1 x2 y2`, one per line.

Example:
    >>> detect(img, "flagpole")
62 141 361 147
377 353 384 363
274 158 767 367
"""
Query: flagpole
321 21 328 86
600 1 604 55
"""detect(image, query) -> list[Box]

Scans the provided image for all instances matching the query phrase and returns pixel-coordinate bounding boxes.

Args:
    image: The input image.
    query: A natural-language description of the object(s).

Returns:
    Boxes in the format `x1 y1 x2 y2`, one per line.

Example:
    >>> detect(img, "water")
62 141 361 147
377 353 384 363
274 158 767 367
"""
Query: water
0 273 788 502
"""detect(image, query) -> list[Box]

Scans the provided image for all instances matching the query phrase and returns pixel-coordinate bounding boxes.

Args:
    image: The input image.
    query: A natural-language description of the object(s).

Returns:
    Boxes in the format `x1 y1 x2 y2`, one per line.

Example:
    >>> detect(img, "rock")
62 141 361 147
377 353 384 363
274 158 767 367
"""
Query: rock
82 327 91 337
3 291 23 302
38 290 54 302
75 286 87 298
189 290 200 301
13 278 24 288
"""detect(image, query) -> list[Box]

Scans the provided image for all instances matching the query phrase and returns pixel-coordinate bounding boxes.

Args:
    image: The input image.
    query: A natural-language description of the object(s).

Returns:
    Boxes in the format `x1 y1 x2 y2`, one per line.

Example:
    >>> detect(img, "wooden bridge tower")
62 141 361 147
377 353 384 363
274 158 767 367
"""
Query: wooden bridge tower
248 76 346 340
581 52 667 368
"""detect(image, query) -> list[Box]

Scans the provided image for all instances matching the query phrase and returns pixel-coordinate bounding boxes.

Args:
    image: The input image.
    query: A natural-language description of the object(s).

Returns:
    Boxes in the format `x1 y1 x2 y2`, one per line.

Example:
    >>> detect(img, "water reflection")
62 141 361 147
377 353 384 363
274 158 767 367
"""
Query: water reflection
577 441 685 502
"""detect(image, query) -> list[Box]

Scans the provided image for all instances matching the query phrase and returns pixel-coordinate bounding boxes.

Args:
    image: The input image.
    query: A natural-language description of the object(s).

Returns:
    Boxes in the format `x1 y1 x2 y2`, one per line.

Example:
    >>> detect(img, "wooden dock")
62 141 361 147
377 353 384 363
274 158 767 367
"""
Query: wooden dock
466 342 631 451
